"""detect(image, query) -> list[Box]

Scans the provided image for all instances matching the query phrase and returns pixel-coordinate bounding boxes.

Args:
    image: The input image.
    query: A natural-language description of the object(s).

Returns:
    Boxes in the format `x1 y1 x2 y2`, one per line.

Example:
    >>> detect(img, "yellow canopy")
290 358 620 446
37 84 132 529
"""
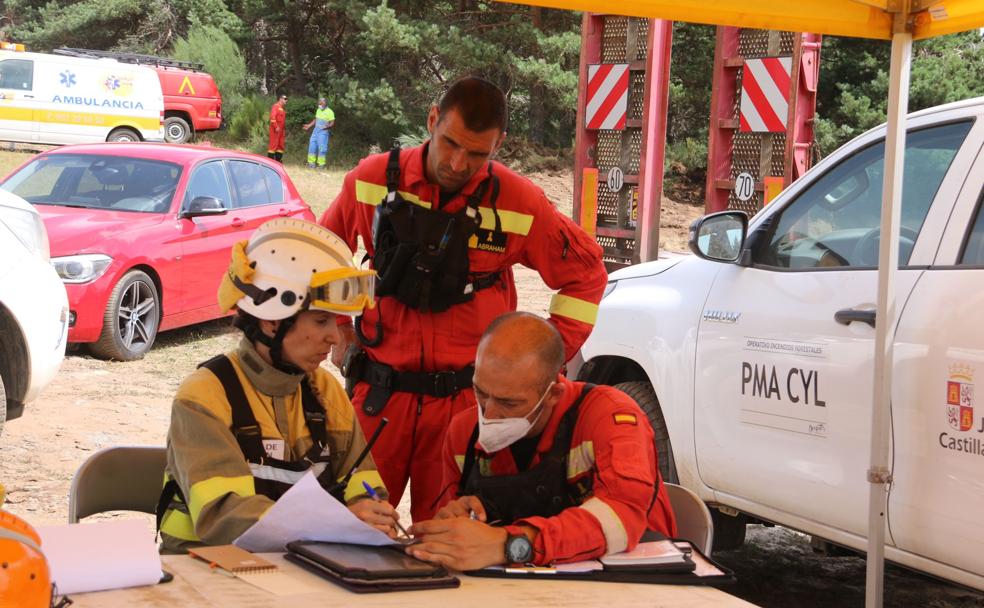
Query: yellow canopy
497 0 984 40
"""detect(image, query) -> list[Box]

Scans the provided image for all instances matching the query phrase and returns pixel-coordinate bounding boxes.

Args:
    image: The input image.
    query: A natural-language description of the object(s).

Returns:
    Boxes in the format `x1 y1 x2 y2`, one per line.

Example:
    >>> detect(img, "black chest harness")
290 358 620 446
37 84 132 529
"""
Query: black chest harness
344 147 507 414
156 355 346 533
368 146 503 316
458 384 596 524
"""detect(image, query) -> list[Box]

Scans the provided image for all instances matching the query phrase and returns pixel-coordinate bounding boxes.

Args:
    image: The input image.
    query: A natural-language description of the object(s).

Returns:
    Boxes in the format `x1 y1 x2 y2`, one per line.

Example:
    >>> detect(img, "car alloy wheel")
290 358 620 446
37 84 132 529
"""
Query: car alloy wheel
89 270 160 361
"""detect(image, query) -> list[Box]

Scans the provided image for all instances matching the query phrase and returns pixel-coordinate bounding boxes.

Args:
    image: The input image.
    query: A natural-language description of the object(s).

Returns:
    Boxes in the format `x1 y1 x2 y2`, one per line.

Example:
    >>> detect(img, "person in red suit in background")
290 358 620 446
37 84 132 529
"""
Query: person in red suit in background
267 94 287 162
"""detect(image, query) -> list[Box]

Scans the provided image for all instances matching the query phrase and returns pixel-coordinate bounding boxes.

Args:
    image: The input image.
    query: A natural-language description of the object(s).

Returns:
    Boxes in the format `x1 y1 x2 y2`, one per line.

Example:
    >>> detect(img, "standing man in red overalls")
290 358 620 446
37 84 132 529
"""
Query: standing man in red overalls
319 77 608 523
267 94 287 163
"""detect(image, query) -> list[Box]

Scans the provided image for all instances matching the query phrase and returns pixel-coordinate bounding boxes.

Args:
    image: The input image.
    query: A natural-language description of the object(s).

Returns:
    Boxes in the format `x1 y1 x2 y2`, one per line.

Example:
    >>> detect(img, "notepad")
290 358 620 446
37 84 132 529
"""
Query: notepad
189 545 278 574
599 540 688 567
189 545 322 596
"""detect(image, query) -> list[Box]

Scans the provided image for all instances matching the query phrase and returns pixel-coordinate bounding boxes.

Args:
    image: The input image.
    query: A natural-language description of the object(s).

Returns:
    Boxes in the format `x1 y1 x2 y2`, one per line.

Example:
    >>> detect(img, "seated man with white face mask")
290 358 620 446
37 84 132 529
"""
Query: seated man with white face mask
406 312 677 570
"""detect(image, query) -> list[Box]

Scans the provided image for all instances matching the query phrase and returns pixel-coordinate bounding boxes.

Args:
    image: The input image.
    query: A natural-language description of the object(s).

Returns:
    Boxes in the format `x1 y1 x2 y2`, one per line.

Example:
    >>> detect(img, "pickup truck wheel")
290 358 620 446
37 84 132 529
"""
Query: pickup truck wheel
710 510 747 552
164 117 192 144
614 381 678 484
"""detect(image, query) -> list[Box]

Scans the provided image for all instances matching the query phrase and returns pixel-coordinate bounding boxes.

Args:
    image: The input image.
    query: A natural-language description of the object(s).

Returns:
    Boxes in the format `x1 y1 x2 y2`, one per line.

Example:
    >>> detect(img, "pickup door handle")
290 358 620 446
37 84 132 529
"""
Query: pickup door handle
278 208 290 217
231 217 246 228
834 309 876 328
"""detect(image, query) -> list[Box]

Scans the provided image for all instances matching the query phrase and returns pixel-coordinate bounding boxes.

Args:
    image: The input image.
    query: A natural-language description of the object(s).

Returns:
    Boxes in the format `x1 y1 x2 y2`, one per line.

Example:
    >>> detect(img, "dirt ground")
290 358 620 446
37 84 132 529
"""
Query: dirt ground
1 169 981 607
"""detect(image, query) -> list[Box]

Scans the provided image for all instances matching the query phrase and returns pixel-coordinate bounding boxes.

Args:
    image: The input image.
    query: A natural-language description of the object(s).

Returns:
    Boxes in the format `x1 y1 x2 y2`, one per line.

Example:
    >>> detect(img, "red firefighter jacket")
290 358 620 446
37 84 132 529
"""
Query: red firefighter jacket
438 378 678 565
269 103 286 130
319 143 607 372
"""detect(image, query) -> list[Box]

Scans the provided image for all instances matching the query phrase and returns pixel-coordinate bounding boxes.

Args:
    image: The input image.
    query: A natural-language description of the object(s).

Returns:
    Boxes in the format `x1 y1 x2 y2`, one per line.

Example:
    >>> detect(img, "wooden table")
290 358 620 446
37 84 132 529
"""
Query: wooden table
68 553 757 607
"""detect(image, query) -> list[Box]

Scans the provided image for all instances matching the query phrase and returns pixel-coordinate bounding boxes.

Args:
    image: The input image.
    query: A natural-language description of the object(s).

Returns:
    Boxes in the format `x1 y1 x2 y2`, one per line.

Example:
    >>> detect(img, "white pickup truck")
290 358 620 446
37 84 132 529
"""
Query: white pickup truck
575 96 984 591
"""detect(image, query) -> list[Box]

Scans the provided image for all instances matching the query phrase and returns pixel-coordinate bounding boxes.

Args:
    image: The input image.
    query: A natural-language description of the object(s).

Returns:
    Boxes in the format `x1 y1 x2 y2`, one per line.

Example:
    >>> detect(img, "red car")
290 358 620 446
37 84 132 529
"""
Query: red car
0 143 315 360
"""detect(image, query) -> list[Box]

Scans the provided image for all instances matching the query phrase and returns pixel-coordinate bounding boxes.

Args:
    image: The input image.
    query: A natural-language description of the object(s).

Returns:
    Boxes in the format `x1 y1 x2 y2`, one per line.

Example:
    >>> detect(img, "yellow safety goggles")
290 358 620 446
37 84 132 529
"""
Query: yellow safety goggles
308 267 376 314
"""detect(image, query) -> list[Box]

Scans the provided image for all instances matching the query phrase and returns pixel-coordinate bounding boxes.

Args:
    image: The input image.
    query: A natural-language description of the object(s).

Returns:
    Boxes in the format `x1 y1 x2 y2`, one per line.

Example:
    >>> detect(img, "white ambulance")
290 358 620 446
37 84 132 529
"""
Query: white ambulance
0 45 164 144
576 96 984 591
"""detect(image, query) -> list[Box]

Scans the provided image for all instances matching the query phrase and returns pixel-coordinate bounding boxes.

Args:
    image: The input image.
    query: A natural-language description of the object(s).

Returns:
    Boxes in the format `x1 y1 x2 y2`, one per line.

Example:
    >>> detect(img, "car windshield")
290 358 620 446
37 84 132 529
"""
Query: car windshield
1 154 183 214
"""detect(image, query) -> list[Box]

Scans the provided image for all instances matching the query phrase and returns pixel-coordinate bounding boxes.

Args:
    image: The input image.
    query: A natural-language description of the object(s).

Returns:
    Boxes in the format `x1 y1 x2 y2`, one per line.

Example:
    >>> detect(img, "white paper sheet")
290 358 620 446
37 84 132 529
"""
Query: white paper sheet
556 559 604 573
234 471 396 552
37 520 162 595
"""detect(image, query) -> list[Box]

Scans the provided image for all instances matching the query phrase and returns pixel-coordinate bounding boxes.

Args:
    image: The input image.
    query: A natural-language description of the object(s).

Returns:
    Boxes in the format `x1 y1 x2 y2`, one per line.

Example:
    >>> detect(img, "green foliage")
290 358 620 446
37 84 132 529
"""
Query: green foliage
5 0 149 51
3 0 242 54
396 126 431 149
226 95 270 151
282 96 317 132
667 24 716 146
659 23 717 181
7 0 983 180
666 137 708 177
275 2 583 155
172 25 250 118
664 136 708 204
816 31 984 153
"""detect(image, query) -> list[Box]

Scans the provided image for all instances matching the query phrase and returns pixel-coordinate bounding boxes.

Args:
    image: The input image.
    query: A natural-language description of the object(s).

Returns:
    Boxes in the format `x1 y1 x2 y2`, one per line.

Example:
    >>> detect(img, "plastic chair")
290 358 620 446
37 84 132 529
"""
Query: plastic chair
663 482 714 555
68 446 167 523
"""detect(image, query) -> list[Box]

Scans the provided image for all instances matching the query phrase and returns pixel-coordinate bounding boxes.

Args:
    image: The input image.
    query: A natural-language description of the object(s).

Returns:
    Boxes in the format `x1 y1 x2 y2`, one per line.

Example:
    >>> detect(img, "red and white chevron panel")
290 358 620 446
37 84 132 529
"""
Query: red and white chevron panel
740 57 792 133
586 63 629 130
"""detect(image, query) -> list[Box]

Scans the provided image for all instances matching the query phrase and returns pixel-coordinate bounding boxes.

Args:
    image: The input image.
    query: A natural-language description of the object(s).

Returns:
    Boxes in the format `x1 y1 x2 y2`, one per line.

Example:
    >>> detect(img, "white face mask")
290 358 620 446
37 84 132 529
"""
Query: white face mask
477 382 554 453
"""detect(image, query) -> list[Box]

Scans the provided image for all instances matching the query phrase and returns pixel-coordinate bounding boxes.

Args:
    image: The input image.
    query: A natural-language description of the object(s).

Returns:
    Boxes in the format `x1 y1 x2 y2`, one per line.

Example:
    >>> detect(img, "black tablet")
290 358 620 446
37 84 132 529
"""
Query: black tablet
286 541 446 580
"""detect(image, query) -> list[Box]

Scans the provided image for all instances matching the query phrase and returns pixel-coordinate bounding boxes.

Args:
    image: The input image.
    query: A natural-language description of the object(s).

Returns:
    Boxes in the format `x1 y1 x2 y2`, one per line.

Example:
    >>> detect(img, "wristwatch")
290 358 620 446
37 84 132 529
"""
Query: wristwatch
504 532 533 565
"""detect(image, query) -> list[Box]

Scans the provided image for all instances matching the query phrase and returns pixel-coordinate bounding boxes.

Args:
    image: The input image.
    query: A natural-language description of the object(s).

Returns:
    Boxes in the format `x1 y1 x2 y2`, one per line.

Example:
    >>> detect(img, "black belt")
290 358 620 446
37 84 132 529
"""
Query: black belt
360 359 474 398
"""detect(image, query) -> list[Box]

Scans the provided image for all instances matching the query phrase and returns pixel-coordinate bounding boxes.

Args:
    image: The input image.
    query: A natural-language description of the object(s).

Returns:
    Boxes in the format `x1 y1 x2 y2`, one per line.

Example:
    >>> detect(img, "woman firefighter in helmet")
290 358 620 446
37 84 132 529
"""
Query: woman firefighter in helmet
157 218 402 553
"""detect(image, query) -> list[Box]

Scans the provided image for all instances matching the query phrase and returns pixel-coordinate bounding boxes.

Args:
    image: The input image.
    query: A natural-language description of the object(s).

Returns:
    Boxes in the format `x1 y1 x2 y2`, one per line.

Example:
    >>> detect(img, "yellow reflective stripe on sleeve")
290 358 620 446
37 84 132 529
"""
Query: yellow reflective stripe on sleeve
344 470 386 503
578 497 629 554
567 441 595 479
476 208 533 236
160 509 199 542
354 180 430 209
549 294 599 326
454 455 466 472
187 475 255 523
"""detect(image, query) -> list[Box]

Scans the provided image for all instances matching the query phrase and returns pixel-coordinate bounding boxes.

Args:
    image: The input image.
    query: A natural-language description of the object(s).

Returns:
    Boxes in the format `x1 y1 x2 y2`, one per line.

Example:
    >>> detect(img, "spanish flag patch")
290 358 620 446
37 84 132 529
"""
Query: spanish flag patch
613 413 638 425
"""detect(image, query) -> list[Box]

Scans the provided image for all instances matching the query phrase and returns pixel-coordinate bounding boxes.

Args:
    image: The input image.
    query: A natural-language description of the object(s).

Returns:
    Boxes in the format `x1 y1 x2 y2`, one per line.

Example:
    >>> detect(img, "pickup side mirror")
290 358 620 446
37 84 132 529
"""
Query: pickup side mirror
180 196 228 218
688 211 748 263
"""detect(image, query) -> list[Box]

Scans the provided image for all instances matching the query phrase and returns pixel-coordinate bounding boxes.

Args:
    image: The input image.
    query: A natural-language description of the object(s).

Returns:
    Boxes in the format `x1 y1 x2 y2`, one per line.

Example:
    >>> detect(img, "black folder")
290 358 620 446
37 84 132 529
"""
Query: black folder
284 541 460 593
465 540 735 586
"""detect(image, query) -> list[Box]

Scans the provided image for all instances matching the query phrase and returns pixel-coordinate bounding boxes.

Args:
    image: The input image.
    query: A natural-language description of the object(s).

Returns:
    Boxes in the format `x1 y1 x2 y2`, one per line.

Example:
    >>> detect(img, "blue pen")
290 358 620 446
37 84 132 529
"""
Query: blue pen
362 480 412 539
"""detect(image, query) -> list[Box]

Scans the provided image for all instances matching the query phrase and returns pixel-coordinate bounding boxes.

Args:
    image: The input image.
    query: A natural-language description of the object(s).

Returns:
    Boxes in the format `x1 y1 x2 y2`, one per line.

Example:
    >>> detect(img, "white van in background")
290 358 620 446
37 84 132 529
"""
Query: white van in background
0 47 164 145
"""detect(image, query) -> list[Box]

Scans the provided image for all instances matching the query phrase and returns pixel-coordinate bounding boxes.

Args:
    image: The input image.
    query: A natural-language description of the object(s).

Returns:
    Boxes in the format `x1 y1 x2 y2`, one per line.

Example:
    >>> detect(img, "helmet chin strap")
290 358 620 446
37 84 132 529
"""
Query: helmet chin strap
235 313 303 375
268 315 302 375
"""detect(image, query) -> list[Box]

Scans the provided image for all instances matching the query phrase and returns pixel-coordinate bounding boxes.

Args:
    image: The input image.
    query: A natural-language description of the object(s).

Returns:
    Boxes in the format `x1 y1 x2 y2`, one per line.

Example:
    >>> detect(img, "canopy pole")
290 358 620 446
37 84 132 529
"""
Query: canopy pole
865 27 912 608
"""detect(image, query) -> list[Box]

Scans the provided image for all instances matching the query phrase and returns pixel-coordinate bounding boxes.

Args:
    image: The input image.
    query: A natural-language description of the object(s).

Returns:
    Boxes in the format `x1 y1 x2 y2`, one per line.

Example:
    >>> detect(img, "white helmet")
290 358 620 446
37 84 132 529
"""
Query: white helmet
218 218 374 320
